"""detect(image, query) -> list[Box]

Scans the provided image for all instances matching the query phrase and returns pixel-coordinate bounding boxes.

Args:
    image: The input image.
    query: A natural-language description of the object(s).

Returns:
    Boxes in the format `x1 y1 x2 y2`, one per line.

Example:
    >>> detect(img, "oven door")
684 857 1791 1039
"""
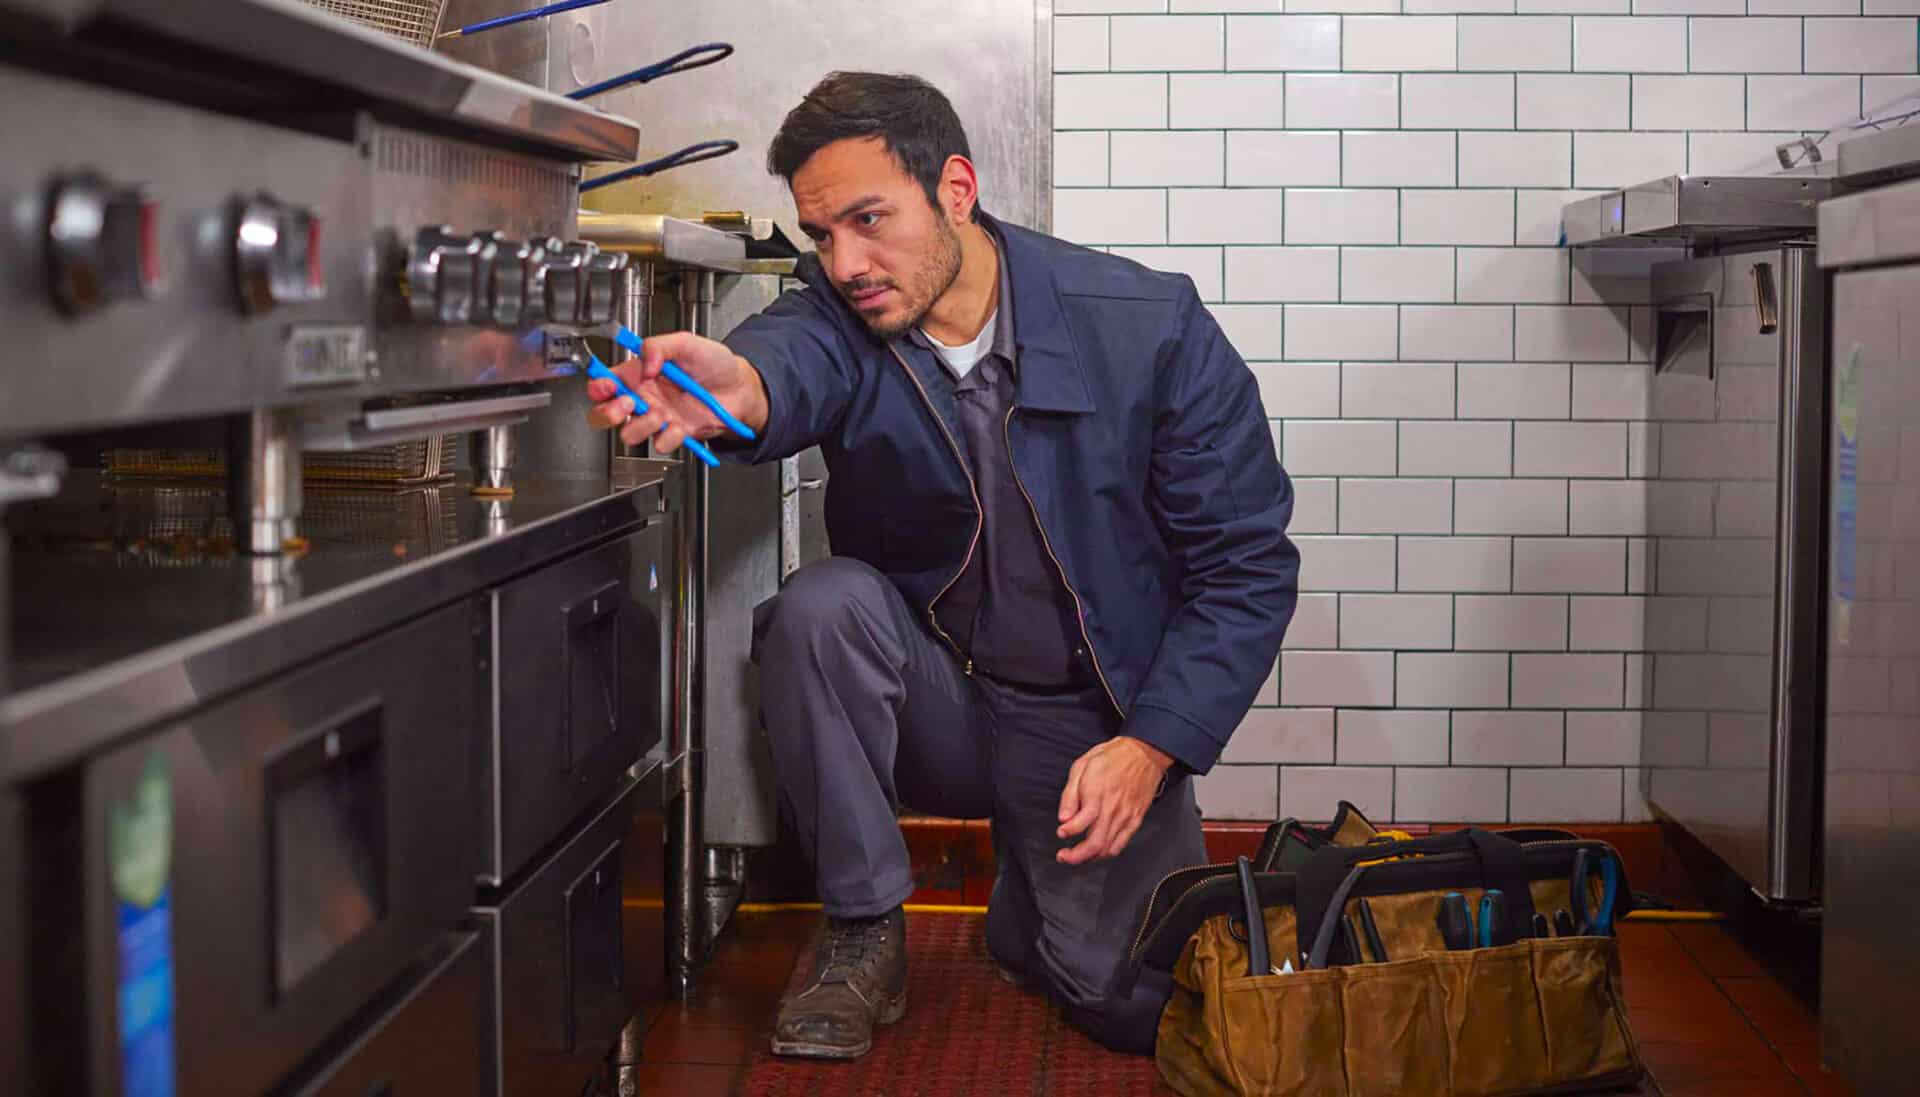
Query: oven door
78 600 485 1097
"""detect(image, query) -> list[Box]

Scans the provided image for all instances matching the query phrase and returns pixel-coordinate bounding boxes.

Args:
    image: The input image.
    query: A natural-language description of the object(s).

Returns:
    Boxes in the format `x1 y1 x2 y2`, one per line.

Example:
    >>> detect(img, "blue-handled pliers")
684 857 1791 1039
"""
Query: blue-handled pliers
1570 850 1620 936
585 352 720 468
611 326 757 442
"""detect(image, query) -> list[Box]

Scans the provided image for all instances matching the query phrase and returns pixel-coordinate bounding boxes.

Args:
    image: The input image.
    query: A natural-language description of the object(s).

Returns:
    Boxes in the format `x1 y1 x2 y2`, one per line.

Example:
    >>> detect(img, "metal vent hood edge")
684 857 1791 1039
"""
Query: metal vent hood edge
1562 174 1833 250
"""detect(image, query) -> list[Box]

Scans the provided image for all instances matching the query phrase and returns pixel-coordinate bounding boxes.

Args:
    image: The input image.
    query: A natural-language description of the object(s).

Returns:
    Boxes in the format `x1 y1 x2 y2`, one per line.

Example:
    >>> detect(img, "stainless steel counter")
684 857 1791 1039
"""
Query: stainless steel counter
2 467 667 781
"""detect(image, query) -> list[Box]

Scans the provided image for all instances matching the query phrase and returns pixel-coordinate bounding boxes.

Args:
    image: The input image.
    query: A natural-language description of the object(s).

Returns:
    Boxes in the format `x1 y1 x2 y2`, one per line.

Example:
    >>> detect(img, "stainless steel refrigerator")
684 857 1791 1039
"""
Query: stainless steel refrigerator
1641 245 1828 904
1813 129 1920 1095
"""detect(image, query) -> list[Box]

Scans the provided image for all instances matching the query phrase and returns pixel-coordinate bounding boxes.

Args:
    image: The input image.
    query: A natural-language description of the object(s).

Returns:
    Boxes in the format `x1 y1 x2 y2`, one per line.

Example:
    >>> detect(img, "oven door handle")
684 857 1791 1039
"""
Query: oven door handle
560 579 624 772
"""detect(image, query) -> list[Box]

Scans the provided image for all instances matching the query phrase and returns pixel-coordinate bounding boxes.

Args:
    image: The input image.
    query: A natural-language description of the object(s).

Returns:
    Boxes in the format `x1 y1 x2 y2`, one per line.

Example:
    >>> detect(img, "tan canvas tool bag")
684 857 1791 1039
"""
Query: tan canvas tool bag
1118 805 1644 1097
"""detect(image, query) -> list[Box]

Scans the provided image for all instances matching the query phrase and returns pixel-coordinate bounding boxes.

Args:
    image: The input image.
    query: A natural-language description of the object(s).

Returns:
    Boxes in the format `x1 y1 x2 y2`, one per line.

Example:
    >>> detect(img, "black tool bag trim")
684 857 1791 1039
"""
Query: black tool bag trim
1115 828 1630 997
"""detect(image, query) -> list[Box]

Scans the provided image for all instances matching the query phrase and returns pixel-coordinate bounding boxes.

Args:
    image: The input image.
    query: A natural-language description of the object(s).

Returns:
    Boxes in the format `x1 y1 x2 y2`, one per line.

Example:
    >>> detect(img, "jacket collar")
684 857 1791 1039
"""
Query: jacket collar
982 210 1096 414
793 209 1097 415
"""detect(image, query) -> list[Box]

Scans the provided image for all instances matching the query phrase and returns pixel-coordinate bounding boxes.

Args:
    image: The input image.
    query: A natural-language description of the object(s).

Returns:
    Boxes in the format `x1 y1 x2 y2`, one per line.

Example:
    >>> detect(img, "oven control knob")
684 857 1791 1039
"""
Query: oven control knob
476 232 534 328
580 248 629 326
233 193 325 314
541 240 597 325
46 172 163 315
519 236 565 326
408 226 488 325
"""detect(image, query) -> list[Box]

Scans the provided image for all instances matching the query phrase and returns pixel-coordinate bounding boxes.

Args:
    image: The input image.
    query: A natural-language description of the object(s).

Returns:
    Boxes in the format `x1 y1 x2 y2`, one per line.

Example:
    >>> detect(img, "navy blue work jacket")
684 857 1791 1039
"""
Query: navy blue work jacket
722 211 1299 775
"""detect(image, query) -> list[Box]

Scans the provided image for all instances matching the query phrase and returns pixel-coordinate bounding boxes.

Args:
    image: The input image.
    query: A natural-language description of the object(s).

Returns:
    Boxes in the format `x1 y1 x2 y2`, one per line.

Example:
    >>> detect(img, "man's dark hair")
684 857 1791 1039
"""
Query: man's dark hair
768 72 976 218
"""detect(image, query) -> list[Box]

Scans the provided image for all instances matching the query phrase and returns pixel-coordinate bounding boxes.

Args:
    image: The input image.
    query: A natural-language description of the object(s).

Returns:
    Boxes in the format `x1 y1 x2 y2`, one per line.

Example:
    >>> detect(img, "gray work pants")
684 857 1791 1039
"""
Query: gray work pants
750 557 1206 1054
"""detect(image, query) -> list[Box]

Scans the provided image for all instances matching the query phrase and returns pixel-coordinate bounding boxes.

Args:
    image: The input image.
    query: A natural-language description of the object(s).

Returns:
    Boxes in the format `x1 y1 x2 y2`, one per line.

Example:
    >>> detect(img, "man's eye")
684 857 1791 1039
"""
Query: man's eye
858 212 883 228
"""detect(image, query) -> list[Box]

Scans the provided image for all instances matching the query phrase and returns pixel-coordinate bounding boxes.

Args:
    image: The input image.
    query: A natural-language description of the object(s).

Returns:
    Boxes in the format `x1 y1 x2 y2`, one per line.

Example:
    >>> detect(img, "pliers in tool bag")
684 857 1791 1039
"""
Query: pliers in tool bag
1569 849 1620 936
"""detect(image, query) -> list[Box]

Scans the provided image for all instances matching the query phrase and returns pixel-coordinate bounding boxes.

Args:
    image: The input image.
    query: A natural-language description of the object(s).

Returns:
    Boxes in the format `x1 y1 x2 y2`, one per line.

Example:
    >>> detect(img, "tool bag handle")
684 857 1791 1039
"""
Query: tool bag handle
1293 827 1538 965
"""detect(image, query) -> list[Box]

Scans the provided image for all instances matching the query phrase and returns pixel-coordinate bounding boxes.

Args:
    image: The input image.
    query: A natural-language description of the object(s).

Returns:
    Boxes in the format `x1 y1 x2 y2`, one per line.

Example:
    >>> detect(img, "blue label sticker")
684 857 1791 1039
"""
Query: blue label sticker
1835 344 1861 610
117 890 175 1097
112 753 175 1097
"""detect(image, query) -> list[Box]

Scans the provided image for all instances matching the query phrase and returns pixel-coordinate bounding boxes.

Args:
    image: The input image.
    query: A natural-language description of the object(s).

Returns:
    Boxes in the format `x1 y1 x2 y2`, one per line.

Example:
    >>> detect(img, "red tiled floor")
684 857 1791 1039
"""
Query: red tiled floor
634 911 1840 1096
1719 976 1854 1097
1667 922 1769 979
631 1060 744 1093
641 1017 765 1065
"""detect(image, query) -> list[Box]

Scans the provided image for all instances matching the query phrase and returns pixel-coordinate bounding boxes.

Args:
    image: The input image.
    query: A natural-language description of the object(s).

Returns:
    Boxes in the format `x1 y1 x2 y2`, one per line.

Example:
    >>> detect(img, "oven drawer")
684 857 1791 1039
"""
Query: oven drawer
487 522 664 883
77 601 485 1097
286 931 489 1097
478 775 641 1097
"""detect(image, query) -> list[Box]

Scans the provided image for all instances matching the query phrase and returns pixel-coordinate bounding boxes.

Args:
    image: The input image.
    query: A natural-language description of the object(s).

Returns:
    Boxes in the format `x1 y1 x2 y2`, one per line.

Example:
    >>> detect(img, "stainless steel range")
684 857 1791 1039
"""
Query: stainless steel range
0 4 686 1094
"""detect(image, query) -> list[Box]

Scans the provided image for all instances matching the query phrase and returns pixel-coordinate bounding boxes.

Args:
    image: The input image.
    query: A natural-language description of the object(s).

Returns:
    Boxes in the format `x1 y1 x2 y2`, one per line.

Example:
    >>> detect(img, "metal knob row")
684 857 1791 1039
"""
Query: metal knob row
46 172 163 315
409 227 627 328
234 193 326 314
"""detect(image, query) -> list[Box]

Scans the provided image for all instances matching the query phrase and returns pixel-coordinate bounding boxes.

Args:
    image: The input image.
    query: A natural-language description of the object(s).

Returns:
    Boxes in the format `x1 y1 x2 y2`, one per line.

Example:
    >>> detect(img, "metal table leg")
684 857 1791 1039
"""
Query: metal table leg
666 269 714 1000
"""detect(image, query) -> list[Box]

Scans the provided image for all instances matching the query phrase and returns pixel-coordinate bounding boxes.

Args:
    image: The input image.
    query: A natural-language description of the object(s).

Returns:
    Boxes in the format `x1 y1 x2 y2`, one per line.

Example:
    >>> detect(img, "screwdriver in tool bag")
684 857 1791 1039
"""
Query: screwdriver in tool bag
1477 889 1509 947
1437 892 1474 950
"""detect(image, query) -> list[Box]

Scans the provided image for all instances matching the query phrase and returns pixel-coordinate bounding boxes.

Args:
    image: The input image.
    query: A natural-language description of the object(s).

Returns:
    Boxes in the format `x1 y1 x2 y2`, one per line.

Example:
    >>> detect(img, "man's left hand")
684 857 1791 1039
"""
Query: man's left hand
1055 736 1174 865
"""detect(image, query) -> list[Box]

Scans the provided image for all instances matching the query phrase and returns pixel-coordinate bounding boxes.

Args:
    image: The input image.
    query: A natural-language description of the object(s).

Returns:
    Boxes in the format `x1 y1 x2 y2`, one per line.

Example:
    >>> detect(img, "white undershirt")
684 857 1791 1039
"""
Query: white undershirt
920 307 998 380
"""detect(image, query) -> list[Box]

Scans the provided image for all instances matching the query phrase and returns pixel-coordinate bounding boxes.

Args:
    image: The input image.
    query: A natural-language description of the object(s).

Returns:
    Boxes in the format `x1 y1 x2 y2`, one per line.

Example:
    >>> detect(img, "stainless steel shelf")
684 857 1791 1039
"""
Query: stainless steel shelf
1835 124 1920 187
1563 175 1831 249
0 0 641 162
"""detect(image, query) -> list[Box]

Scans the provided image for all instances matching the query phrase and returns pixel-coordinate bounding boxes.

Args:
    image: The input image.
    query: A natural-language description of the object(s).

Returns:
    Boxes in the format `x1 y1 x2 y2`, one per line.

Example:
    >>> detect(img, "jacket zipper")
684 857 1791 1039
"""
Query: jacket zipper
1003 407 1125 718
886 344 983 673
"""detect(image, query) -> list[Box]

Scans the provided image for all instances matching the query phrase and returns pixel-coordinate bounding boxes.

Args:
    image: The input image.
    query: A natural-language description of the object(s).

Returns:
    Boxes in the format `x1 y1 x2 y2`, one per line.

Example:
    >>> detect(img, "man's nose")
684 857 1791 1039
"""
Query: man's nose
830 237 870 285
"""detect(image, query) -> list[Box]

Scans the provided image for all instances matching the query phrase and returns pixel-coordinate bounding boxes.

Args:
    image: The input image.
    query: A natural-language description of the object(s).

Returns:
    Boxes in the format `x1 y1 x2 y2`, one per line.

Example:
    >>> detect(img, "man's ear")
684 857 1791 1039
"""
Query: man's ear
939 154 979 225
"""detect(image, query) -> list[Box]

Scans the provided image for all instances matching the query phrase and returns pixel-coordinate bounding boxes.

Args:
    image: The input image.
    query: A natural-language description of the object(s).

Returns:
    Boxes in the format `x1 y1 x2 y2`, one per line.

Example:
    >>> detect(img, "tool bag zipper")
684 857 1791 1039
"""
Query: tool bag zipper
1126 837 1623 970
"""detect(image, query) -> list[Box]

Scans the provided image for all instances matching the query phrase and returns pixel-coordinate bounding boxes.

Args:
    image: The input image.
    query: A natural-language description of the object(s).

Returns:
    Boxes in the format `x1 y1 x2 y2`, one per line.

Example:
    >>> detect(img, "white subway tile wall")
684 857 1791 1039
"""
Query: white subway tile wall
1056 8 1912 823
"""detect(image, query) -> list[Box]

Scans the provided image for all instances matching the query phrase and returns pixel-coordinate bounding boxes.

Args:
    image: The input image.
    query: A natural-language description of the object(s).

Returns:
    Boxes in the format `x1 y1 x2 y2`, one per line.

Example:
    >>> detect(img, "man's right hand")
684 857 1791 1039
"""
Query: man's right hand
583 330 769 455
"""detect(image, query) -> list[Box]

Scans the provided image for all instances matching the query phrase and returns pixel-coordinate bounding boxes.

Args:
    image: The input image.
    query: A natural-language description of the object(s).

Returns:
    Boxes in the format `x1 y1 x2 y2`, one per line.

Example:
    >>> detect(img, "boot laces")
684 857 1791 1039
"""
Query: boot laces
818 916 889 985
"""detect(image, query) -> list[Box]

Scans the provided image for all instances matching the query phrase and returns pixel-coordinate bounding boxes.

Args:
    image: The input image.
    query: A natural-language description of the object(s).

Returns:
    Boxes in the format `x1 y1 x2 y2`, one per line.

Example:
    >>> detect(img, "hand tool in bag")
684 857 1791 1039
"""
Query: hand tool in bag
1477 889 1509 947
612 326 758 441
436 0 611 39
1532 912 1551 938
1234 856 1271 977
584 351 721 467
1437 891 1474 950
1356 898 1389 962
1336 916 1363 966
1554 909 1576 937
1570 849 1621 935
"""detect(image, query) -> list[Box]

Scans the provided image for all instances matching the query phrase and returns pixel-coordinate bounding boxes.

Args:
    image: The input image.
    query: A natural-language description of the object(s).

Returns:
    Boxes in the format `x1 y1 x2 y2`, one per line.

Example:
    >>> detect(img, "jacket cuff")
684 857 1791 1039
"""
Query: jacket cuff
1124 704 1222 778
719 331 793 465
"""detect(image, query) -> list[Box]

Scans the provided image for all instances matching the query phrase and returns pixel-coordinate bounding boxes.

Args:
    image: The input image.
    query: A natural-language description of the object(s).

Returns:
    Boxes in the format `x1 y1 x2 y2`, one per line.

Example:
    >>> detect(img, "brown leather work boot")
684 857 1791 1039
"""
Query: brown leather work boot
770 907 908 1059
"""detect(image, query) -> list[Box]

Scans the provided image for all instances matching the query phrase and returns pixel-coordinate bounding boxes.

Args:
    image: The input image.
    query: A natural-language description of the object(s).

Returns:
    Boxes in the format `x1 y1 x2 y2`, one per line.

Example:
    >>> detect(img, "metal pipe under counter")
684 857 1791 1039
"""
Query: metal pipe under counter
667 269 714 1002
